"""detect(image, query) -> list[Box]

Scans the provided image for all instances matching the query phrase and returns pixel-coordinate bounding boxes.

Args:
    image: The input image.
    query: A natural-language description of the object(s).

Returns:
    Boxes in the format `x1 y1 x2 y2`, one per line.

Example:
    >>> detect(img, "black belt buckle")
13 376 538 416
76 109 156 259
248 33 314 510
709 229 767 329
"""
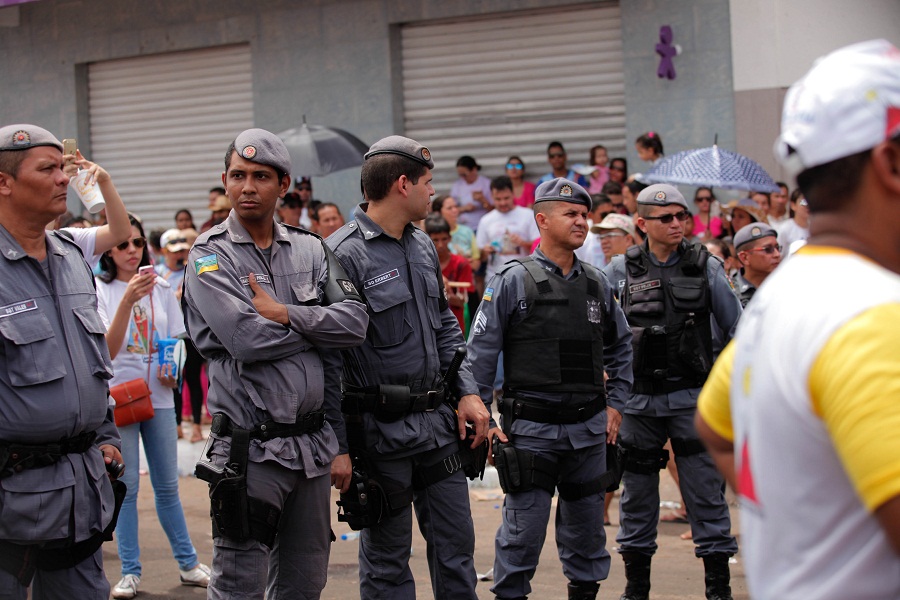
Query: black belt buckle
424 390 440 412
575 404 587 422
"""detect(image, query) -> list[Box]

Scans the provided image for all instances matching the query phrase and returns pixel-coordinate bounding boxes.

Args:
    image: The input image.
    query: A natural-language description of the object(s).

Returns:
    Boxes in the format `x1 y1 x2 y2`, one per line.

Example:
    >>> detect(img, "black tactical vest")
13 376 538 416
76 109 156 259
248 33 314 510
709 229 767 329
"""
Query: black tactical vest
622 241 714 394
503 258 607 396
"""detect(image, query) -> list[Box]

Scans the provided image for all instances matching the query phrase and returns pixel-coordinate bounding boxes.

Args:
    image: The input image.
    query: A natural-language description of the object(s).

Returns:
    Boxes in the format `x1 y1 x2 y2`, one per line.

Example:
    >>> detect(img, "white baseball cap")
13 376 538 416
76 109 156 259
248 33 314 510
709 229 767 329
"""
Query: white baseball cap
774 39 900 181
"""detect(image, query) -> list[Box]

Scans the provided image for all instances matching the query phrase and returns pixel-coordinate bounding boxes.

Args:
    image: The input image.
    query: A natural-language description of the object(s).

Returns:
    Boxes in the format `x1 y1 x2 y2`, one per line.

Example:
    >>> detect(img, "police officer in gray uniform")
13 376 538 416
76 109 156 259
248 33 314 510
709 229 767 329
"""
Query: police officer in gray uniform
325 135 490 600
0 124 124 599
182 128 369 599
602 184 740 600
467 178 633 600
732 222 782 307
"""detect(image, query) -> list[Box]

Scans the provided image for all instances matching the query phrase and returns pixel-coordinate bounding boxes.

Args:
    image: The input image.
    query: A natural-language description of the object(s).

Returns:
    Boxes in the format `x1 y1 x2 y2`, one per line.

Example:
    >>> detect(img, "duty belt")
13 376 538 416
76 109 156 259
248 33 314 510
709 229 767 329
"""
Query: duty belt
632 377 702 395
501 396 605 425
210 409 326 441
341 384 447 415
0 431 97 479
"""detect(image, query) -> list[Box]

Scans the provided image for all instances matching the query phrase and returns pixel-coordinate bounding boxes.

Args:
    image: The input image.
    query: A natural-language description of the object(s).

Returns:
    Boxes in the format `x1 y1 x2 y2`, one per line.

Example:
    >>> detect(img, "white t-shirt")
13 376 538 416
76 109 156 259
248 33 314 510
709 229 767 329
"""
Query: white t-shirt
450 175 493 231
96 278 186 409
776 218 809 251
61 226 101 269
476 206 540 280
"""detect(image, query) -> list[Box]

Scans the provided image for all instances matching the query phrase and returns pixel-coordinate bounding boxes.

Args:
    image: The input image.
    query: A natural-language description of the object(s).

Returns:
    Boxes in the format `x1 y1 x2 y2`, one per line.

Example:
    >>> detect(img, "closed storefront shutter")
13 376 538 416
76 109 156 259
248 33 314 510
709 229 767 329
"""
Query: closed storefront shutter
87 44 253 231
401 4 625 193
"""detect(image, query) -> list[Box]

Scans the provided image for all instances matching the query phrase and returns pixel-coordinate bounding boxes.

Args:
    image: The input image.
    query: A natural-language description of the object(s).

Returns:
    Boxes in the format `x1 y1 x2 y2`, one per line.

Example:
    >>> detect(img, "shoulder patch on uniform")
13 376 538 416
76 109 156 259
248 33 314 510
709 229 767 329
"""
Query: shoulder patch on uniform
195 254 219 275
472 310 488 336
629 279 660 294
482 287 494 302
364 268 399 289
339 279 358 296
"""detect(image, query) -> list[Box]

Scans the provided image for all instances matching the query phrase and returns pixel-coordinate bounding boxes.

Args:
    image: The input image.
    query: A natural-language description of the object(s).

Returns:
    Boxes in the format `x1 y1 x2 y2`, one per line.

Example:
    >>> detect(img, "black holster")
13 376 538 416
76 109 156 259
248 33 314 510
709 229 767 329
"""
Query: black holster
196 424 281 547
620 444 670 475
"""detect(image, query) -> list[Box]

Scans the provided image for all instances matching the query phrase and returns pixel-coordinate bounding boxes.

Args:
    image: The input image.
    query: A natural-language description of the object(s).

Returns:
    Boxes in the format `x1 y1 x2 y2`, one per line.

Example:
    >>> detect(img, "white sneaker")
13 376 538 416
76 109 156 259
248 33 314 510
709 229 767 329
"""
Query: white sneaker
179 562 211 587
112 574 140 599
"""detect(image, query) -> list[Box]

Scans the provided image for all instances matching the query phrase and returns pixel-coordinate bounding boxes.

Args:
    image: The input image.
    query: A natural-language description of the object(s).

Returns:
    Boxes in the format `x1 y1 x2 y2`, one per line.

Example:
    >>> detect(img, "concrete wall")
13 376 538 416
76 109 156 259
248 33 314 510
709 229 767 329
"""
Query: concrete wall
0 0 739 214
730 0 900 183
620 0 736 195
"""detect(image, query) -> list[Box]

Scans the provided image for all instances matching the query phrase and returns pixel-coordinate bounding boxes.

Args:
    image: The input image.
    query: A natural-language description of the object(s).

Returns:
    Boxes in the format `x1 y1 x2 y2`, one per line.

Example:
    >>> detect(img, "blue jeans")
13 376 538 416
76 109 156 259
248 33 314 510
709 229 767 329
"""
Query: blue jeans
115 407 199 576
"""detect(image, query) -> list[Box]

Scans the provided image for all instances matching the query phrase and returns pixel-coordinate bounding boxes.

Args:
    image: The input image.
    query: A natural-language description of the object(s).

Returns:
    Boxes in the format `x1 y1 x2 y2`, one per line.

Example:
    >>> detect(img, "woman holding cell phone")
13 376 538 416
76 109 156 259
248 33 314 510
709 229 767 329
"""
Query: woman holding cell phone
95 214 209 599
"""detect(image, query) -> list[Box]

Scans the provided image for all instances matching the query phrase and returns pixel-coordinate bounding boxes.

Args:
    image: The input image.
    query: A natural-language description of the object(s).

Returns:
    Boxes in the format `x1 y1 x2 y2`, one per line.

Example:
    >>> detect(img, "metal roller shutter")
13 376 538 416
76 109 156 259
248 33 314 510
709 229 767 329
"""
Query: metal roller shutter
87 44 253 231
401 4 625 194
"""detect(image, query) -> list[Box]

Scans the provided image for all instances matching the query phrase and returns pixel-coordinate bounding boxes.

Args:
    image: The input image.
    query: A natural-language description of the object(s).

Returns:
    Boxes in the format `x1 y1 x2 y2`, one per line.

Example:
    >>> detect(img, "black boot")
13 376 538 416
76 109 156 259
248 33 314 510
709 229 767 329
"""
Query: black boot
702 553 733 600
568 580 600 600
619 551 651 600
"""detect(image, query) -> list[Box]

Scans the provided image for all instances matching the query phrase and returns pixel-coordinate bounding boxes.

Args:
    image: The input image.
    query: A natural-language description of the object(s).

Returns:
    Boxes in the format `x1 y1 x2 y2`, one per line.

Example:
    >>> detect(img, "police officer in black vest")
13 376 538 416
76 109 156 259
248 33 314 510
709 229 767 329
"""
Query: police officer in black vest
468 178 633 600
602 184 740 600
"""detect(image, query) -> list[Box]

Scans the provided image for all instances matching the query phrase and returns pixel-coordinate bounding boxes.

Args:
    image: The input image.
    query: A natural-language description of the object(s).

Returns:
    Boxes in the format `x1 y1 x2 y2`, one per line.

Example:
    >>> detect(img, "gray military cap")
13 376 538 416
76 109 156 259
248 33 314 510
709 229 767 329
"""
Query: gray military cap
364 135 434 169
637 183 688 209
0 124 63 152
733 222 778 250
232 128 292 175
533 177 591 208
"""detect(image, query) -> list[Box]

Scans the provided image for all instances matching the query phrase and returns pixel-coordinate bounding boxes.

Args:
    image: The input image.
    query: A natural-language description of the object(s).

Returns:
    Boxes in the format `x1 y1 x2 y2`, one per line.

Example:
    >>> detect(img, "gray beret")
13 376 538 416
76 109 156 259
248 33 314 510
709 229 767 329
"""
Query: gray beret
637 183 688 209
734 222 778 250
232 128 292 175
0 124 63 152
364 135 434 169
533 177 591 208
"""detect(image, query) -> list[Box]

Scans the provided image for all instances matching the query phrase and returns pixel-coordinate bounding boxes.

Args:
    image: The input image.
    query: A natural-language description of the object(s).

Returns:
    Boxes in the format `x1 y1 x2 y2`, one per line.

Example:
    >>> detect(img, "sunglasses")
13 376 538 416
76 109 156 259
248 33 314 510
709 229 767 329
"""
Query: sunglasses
750 243 782 255
116 237 147 251
506 163 524 170
643 211 690 224
695 196 712 202
548 153 565 159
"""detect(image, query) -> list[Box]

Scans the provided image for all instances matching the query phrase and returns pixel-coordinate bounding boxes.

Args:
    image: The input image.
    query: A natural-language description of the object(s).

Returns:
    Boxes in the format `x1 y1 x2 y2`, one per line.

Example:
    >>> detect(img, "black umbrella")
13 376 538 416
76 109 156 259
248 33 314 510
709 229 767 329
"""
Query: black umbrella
277 117 368 177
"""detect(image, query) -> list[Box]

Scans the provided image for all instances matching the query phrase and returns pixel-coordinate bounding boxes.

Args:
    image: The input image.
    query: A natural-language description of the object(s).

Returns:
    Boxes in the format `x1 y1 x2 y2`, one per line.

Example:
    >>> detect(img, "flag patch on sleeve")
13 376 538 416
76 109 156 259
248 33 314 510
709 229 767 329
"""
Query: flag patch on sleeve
195 254 219 275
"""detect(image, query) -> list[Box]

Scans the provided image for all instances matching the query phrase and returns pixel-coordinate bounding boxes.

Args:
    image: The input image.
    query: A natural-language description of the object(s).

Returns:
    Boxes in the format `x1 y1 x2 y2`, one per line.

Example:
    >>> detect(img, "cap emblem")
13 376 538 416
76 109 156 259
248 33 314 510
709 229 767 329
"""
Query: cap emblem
241 145 257 159
560 184 573 198
12 131 30 146
421 147 431 161
655 191 667 201
751 226 761 237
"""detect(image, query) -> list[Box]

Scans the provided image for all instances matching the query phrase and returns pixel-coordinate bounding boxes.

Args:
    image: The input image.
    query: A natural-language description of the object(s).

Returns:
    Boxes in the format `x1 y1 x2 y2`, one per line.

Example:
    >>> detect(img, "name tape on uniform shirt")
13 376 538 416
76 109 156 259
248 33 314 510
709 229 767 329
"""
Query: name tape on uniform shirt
0 299 37 318
364 269 399 289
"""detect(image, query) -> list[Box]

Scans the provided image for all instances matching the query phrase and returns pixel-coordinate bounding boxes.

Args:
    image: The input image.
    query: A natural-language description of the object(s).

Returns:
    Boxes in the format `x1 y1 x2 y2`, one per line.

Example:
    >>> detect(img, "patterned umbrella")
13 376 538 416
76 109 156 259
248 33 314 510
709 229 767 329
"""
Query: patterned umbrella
643 145 780 193
277 118 368 177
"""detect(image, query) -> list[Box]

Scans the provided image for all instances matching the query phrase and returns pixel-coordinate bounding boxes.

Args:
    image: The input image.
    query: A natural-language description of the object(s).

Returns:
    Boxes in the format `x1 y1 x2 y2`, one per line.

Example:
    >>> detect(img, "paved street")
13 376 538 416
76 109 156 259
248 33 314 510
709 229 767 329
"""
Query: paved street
102 430 747 599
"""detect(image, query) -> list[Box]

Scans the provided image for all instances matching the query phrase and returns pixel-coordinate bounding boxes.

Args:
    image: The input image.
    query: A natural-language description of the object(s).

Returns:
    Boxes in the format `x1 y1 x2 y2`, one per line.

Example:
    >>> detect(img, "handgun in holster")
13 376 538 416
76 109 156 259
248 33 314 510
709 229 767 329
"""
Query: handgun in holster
195 426 252 542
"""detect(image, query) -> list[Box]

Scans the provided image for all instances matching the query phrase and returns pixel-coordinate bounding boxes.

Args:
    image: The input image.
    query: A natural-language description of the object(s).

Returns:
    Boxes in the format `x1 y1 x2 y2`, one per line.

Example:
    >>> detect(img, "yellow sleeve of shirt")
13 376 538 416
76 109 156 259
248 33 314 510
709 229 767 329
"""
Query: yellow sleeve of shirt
697 340 736 442
810 303 900 512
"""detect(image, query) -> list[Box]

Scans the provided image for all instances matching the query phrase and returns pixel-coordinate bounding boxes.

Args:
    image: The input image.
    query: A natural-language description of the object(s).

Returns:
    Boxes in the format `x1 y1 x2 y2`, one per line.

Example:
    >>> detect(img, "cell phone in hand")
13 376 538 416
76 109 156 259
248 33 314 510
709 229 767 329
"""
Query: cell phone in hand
62 139 76 166
139 265 156 277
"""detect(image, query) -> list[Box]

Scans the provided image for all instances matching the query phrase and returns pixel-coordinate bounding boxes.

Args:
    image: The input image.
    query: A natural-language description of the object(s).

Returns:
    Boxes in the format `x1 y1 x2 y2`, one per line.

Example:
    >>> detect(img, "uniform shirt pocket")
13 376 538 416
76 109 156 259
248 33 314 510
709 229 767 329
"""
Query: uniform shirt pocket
423 273 443 329
0 464 75 541
364 281 413 348
72 305 114 380
0 310 66 386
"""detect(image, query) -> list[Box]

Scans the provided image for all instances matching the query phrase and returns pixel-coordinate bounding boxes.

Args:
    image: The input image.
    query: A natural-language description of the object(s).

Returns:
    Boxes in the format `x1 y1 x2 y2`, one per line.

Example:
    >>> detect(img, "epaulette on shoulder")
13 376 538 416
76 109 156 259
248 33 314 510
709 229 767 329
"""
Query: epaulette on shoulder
325 221 360 248
195 223 227 245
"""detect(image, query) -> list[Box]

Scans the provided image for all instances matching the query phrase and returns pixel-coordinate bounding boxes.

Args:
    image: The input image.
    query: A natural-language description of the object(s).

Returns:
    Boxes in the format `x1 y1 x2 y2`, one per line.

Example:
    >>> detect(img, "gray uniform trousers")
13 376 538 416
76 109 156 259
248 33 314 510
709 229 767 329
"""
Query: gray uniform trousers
359 444 478 600
208 461 332 600
616 411 738 557
492 435 610 599
0 547 108 600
